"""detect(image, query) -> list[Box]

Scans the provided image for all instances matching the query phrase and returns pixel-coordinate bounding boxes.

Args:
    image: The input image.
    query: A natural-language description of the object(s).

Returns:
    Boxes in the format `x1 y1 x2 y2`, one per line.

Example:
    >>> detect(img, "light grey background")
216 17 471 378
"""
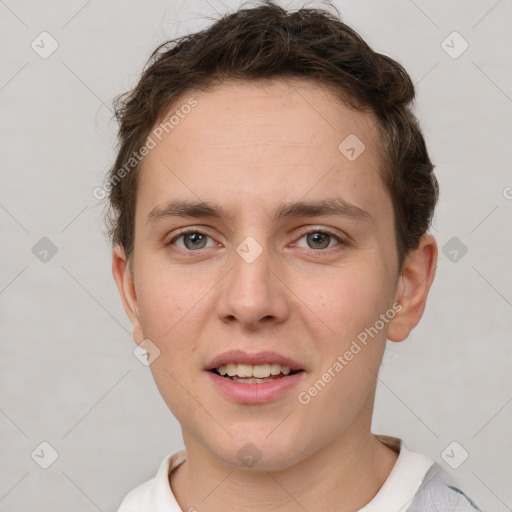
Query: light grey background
1 0 511 510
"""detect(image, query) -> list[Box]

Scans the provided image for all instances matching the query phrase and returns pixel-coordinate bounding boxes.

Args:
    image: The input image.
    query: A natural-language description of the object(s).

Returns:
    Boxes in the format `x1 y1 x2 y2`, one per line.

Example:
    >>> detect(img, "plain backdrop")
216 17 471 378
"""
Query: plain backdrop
1 0 511 510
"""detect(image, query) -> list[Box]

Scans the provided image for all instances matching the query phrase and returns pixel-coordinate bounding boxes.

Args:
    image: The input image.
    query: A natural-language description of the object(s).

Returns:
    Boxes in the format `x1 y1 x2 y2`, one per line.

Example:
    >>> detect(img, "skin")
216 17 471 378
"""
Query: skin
112 79 437 512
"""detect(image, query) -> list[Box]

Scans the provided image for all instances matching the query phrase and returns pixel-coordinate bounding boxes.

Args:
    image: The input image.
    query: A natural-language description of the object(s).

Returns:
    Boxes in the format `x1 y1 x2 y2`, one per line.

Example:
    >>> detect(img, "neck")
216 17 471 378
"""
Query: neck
170 428 398 512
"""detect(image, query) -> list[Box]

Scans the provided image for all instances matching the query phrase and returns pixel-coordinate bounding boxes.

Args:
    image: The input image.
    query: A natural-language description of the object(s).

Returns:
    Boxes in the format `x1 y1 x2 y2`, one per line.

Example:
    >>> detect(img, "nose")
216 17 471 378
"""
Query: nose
215 242 290 331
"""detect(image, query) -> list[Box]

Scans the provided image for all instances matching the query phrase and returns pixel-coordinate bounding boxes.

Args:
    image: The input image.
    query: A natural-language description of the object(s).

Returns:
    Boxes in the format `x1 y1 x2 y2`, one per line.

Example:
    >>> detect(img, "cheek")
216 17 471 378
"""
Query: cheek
312 264 392 343
136 265 208 412
134 262 210 370
135 252 209 329
297 269 390 421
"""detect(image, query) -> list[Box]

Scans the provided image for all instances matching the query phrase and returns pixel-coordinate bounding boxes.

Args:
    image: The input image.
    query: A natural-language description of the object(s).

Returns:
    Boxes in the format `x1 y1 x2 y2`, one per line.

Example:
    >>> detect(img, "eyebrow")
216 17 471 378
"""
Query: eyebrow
146 197 373 225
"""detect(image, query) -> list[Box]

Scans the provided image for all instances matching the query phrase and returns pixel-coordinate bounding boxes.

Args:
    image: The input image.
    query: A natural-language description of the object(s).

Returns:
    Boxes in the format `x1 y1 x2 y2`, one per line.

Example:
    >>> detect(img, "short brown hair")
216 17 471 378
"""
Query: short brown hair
105 1 438 271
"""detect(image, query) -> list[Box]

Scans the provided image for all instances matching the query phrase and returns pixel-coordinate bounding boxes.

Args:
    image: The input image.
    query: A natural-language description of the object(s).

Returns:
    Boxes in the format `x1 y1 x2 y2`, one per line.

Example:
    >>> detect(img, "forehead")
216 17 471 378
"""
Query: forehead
137 79 389 223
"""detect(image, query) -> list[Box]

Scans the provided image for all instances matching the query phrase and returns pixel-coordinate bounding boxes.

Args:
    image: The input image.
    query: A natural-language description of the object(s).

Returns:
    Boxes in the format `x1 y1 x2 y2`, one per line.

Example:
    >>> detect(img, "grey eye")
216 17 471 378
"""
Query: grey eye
296 231 338 250
175 232 213 250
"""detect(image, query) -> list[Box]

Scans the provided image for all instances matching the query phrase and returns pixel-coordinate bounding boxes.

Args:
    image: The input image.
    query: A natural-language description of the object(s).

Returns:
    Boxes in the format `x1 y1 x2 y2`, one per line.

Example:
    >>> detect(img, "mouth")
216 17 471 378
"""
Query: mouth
209 363 304 384
204 350 306 403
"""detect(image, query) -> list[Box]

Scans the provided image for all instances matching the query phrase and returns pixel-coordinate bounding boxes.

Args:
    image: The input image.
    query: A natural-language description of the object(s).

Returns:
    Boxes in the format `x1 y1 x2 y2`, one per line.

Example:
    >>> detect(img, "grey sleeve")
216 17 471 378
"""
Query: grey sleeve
407 464 482 512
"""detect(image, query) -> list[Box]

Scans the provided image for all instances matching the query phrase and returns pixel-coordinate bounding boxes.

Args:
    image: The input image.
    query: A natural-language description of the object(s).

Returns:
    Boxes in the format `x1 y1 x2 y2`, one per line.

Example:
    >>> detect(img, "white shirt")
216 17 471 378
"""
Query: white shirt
117 435 481 511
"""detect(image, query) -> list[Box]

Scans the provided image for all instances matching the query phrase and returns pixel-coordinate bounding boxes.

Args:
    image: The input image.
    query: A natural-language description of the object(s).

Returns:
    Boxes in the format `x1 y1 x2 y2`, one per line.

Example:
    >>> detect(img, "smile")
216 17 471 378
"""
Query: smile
213 362 297 381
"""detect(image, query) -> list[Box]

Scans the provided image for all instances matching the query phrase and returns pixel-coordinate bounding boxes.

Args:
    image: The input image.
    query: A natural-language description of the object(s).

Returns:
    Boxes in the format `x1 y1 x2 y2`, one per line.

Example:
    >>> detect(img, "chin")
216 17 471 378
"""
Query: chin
205 430 312 472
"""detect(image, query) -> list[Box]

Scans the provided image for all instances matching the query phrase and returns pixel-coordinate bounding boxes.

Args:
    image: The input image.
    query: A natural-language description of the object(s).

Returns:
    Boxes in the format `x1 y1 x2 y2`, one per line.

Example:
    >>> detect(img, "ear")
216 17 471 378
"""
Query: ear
387 234 438 342
112 245 144 344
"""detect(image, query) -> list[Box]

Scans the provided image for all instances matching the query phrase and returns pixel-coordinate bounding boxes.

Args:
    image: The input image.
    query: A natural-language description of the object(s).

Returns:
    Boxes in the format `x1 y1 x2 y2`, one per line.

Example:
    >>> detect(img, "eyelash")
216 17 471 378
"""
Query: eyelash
165 227 348 254
293 229 347 251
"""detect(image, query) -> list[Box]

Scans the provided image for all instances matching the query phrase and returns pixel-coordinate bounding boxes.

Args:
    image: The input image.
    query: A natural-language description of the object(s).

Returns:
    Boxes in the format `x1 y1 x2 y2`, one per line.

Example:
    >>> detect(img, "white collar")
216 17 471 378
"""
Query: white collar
359 435 434 511
119 435 434 512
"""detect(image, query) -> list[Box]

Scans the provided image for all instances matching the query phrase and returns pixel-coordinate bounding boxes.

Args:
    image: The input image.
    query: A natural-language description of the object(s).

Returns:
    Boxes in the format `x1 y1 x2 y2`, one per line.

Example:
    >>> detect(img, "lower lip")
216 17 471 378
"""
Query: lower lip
206 370 305 404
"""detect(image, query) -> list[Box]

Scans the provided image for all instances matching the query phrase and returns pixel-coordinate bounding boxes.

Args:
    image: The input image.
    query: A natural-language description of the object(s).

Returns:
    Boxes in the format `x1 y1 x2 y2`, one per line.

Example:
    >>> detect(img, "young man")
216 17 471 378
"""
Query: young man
108 2 481 510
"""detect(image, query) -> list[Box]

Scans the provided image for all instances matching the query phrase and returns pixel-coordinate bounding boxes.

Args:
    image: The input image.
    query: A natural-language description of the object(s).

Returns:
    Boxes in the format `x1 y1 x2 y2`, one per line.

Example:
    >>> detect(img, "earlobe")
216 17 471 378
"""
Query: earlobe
112 245 144 343
387 234 438 342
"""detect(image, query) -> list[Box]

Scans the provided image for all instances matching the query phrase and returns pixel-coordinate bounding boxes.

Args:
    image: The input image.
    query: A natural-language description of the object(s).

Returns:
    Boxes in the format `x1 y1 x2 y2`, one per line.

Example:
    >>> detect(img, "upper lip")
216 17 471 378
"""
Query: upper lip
206 350 304 371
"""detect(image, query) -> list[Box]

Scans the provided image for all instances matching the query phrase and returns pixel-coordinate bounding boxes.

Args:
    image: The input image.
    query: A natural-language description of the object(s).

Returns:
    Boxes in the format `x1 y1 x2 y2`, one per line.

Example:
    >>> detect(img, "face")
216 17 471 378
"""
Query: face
113 79 434 471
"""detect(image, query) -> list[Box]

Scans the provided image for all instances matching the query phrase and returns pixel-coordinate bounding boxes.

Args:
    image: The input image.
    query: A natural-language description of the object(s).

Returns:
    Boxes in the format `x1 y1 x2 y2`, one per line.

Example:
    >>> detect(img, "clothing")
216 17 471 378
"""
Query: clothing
117 435 481 511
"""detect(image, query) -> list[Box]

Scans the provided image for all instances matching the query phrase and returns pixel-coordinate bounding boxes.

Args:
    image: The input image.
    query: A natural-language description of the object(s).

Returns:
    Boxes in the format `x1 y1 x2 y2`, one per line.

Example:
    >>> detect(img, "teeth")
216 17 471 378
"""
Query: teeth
226 363 237 377
237 364 253 378
253 364 270 378
270 363 281 375
217 363 292 378
232 376 276 384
